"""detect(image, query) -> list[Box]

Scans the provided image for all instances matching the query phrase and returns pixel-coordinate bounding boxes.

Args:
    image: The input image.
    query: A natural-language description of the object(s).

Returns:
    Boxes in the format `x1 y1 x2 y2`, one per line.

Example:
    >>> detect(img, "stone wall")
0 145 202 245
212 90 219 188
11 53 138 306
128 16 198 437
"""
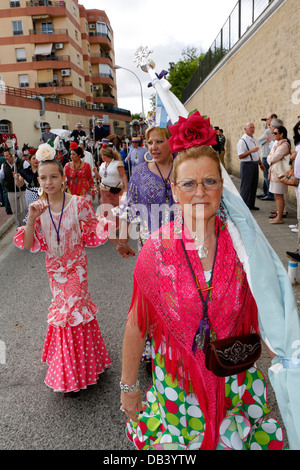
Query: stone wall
184 0 300 202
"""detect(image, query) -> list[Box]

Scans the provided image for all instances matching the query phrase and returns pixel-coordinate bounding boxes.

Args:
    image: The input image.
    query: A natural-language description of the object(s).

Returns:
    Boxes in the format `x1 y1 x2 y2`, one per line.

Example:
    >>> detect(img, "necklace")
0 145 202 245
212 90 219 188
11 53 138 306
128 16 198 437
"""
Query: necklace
193 230 215 259
104 161 110 178
154 162 173 198
181 226 219 353
73 161 82 184
47 192 66 257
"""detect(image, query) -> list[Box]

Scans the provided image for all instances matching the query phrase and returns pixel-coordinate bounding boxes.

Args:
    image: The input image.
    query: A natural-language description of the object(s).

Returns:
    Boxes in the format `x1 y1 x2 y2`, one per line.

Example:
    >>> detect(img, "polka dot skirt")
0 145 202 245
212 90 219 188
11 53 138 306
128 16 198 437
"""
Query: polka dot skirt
41 319 111 393
126 344 284 451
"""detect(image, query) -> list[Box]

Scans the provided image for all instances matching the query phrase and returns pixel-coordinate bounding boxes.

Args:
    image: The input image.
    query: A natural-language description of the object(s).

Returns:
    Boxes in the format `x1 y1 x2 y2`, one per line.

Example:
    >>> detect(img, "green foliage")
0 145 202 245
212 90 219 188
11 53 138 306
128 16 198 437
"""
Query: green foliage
167 47 205 100
131 112 143 120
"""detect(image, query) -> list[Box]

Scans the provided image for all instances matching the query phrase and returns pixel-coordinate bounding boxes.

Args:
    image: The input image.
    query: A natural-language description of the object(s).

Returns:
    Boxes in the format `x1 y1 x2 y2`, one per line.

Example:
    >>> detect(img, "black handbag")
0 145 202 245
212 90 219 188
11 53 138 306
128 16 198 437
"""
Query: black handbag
109 186 122 194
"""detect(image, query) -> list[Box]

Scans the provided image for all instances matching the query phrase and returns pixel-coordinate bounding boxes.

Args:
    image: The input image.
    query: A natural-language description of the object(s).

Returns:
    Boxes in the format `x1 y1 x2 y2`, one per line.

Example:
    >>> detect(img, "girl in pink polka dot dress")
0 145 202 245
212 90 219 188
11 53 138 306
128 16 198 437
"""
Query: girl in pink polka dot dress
14 149 112 395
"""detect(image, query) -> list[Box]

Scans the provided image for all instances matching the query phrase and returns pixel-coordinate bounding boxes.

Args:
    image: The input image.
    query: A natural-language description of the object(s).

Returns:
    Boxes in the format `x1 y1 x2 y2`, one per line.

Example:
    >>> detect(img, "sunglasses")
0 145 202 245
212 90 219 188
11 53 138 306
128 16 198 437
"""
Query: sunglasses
272 132 279 135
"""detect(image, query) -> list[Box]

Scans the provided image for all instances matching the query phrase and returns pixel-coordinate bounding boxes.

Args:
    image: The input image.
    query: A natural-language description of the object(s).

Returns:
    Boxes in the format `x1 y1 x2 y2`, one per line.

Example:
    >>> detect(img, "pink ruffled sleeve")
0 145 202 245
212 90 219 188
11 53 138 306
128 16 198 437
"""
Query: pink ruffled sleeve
77 197 114 246
13 218 48 253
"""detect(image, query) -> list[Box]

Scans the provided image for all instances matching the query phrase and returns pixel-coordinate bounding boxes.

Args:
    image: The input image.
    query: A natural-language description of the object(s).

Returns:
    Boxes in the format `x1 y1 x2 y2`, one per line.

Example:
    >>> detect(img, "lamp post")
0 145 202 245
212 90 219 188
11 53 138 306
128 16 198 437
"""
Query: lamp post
114 64 145 118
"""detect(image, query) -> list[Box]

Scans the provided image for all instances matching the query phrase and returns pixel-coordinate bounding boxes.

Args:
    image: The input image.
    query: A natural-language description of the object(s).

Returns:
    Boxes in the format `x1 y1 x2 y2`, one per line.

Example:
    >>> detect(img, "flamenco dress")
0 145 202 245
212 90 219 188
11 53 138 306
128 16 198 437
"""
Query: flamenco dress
125 219 284 450
64 161 96 201
114 161 175 362
14 195 112 393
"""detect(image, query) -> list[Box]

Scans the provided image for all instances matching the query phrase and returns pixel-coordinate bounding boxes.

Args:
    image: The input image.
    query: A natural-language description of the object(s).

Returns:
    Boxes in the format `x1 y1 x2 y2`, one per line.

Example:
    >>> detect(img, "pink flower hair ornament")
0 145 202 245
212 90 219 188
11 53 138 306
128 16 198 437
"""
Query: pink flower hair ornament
168 111 217 153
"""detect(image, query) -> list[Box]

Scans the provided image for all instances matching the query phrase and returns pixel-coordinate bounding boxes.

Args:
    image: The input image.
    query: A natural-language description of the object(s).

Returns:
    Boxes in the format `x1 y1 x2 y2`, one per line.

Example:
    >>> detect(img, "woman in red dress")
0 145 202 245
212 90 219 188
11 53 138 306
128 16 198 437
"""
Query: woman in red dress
64 142 96 201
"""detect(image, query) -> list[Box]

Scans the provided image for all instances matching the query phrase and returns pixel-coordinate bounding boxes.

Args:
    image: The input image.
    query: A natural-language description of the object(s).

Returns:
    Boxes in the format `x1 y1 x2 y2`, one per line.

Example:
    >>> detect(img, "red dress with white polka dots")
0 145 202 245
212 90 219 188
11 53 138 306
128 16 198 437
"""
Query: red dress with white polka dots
14 195 112 393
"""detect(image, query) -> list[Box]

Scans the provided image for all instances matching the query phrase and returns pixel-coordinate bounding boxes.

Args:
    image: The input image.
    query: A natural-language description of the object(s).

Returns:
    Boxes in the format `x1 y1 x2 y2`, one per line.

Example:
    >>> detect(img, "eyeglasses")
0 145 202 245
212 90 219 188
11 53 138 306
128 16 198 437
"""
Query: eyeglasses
272 132 279 135
176 178 222 192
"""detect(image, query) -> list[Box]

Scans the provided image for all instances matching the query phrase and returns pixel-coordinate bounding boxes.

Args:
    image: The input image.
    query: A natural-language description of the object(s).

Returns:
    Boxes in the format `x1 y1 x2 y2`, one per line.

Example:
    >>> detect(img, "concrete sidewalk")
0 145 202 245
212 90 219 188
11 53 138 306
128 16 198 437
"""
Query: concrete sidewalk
0 207 15 238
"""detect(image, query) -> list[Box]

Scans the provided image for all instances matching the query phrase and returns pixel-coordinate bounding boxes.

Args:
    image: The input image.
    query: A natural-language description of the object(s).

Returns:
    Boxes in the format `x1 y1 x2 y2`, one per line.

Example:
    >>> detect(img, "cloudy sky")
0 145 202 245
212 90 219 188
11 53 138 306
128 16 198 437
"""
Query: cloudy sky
81 0 238 115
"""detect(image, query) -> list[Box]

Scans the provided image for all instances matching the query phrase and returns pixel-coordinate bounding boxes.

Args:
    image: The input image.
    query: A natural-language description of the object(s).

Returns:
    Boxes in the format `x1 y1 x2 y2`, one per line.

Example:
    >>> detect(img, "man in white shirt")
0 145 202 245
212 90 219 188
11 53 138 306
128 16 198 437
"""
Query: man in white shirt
79 142 94 174
237 122 264 210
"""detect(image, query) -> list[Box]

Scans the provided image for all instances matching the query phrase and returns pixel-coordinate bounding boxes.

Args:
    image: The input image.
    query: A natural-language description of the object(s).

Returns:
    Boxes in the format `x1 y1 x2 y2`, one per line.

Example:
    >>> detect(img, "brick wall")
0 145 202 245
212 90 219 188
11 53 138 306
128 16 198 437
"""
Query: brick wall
185 0 300 202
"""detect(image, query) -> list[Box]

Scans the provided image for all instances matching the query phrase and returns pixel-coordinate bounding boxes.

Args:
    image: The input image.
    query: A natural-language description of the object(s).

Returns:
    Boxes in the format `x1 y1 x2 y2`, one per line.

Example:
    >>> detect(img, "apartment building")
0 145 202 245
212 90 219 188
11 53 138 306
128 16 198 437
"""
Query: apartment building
0 0 130 144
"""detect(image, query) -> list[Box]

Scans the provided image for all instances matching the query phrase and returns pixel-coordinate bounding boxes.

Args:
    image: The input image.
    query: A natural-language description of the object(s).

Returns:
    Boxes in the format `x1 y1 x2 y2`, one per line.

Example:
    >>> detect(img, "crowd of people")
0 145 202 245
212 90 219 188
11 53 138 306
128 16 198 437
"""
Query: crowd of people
237 113 300 261
0 123 147 227
1 111 300 451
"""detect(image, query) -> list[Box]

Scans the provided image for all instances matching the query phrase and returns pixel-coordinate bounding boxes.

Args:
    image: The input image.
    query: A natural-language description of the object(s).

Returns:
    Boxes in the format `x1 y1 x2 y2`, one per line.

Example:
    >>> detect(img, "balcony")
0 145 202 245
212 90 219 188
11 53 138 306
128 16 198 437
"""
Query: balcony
29 28 68 35
35 80 72 87
93 90 116 106
26 1 65 5
29 28 68 44
90 52 113 64
32 54 70 62
26 1 66 17
88 32 111 51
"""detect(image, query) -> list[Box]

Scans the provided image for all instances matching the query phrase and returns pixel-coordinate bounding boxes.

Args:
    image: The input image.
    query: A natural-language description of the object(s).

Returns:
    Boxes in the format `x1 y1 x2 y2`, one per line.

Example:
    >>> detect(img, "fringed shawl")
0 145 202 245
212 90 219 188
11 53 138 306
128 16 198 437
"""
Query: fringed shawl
128 217 259 450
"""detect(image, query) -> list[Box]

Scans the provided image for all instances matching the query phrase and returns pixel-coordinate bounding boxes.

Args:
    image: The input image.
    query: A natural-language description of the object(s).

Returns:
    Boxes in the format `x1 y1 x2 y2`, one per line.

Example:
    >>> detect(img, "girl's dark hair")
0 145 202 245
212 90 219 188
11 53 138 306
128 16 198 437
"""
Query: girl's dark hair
293 121 300 146
38 158 64 176
275 126 291 147
70 146 84 158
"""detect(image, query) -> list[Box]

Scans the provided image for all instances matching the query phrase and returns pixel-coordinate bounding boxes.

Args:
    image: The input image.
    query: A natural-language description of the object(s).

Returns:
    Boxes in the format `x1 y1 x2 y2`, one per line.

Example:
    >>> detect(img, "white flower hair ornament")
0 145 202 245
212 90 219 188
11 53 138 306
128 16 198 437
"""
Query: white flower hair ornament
36 142 56 162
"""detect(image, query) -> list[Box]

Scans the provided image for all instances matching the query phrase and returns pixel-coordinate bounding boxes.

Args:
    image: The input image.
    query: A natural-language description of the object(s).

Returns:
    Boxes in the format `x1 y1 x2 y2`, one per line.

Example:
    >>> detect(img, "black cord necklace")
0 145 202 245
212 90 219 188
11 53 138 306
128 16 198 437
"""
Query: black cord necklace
47 191 66 257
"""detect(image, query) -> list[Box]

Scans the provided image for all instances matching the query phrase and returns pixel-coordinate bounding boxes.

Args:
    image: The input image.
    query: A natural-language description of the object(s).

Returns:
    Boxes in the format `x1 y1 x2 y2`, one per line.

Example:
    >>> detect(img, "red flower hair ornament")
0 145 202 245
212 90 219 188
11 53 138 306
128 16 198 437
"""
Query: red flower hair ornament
168 111 217 153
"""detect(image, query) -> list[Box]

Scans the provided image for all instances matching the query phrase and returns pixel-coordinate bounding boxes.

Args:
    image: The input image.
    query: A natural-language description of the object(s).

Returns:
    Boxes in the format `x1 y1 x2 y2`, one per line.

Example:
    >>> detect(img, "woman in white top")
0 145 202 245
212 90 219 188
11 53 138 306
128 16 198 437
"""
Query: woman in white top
94 145 128 228
267 126 291 224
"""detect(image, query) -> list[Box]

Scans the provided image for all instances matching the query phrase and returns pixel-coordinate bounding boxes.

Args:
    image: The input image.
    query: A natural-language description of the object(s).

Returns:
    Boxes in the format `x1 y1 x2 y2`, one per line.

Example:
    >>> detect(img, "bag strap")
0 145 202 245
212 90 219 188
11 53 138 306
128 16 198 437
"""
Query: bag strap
180 227 219 353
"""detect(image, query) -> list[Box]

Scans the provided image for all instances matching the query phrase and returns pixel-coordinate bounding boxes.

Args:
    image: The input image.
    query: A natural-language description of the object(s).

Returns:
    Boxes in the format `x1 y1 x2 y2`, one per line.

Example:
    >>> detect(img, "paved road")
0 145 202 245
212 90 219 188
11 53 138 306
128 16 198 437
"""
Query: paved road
1 177 298 450
0 224 143 450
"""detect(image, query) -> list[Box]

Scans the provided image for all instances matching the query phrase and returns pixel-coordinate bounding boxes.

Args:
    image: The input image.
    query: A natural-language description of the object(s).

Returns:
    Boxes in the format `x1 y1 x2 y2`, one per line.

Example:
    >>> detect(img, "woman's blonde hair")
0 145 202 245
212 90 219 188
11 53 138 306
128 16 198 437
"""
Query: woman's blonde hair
173 146 221 184
100 146 121 161
145 126 172 142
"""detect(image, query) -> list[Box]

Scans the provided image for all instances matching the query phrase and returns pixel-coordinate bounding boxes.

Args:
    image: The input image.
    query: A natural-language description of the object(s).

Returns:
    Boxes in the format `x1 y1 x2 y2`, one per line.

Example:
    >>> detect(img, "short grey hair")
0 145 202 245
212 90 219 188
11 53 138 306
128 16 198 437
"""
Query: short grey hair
271 119 283 127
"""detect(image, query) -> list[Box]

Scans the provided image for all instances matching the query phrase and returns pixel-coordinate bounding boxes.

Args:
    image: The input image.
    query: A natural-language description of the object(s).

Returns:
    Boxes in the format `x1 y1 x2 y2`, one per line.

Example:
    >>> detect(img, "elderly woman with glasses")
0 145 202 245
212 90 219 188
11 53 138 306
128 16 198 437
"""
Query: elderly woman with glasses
267 126 292 224
119 113 283 451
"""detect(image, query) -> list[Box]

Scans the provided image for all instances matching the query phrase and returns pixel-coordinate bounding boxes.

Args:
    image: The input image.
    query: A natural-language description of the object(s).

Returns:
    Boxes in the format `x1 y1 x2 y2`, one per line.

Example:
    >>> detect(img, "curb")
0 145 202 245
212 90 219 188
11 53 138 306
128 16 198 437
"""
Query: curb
0 216 15 239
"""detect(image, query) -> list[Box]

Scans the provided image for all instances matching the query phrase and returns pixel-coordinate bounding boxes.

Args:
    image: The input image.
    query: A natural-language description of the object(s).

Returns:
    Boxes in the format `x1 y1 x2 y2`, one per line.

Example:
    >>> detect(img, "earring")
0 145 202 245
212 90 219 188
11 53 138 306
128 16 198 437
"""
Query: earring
144 151 153 163
38 187 44 197
174 202 183 236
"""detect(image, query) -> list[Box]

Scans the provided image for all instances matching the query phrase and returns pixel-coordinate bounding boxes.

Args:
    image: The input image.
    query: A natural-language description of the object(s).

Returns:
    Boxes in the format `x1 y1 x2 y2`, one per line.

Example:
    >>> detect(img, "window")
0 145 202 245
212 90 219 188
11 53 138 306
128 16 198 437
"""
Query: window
12 21 23 36
99 64 113 78
16 48 26 62
79 77 82 88
10 1 20 6
0 122 10 134
96 22 111 41
41 22 53 34
19 74 29 88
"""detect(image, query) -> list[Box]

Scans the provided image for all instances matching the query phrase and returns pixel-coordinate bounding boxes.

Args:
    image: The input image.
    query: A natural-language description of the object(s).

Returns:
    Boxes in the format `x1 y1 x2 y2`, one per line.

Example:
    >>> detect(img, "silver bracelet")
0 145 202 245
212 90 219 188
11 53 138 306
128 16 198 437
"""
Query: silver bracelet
117 240 128 247
120 380 139 393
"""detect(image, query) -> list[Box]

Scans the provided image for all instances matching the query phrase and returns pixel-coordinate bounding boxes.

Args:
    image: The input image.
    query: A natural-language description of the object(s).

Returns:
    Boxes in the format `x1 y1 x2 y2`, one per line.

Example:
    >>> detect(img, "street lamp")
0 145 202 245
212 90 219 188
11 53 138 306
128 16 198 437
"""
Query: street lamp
114 64 145 118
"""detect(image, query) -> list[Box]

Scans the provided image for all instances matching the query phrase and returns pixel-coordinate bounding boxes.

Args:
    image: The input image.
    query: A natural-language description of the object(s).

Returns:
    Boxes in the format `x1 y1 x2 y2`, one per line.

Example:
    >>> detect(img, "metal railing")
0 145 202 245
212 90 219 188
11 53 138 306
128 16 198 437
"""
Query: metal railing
1 85 130 116
26 1 66 6
35 80 72 87
182 0 274 102
32 54 70 62
88 32 111 42
29 28 68 35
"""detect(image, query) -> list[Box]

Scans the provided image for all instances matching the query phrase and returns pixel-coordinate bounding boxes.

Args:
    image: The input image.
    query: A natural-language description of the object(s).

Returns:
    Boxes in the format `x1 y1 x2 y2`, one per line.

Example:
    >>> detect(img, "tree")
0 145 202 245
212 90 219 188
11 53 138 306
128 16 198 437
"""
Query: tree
167 47 205 100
